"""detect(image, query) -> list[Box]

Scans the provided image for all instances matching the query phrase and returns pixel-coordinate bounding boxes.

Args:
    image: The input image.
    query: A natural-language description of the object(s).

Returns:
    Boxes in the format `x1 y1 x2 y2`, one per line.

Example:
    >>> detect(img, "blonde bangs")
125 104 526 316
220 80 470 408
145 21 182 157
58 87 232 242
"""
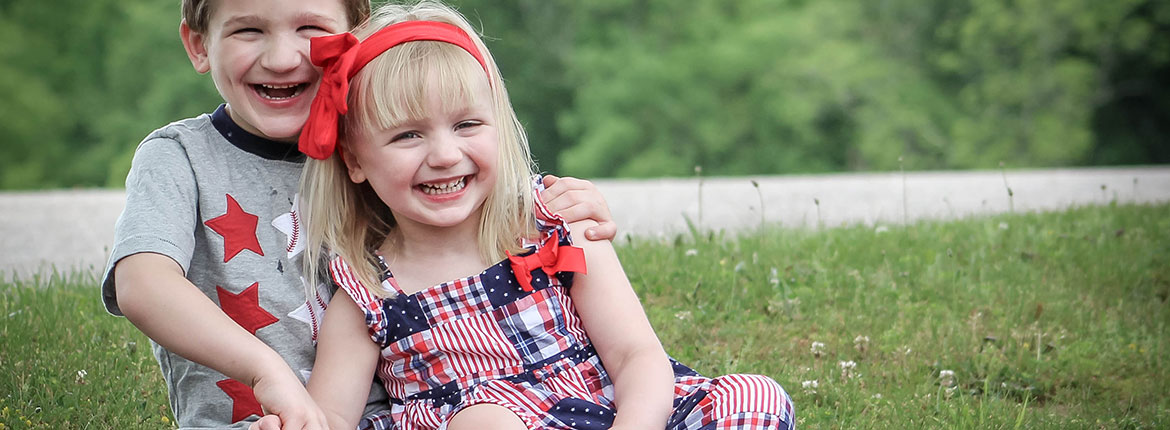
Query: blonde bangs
345 41 491 141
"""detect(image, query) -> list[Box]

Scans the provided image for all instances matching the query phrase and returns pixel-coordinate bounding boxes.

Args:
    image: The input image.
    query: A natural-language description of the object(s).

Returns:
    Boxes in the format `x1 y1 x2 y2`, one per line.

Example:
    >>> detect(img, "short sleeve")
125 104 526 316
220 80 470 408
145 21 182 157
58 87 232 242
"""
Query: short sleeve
101 137 199 315
327 256 390 345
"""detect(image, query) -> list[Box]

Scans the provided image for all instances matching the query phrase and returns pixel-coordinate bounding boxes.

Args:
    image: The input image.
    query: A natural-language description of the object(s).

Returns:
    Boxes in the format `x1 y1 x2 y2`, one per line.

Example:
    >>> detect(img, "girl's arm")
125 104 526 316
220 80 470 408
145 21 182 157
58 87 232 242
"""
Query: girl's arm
565 219 675 429
305 291 382 429
114 253 328 429
540 175 617 241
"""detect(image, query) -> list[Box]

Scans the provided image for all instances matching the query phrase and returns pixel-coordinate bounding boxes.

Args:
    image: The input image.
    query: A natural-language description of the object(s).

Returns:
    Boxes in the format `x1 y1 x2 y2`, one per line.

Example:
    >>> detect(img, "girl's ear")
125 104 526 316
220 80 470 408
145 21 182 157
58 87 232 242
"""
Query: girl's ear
339 146 367 184
179 20 210 74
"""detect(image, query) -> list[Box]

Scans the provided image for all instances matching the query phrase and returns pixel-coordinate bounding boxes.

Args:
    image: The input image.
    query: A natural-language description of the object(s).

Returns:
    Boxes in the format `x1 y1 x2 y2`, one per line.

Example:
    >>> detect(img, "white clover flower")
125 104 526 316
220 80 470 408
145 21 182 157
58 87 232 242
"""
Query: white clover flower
674 310 692 321
685 249 698 257
939 369 956 387
811 341 825 358
839 360 857 379
853 335 870 353
998 222 1010 230
801 379 819 395
874 225 890 234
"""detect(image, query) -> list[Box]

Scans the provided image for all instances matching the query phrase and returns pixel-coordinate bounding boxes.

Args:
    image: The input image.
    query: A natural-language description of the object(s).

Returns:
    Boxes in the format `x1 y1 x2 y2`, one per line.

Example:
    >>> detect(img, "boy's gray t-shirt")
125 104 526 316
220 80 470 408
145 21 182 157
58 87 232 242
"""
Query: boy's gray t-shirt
102 105 387 429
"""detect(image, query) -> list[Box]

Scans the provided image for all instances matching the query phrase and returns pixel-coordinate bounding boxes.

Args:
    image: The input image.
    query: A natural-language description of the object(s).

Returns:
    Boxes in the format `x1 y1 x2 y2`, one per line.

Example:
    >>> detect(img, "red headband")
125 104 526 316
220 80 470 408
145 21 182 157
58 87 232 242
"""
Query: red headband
298 21 489 160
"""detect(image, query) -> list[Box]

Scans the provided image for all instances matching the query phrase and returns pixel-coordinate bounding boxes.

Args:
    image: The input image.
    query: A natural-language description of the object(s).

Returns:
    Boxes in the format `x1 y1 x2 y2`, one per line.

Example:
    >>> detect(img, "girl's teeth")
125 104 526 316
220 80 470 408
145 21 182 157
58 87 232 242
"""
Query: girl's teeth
420 177 467 195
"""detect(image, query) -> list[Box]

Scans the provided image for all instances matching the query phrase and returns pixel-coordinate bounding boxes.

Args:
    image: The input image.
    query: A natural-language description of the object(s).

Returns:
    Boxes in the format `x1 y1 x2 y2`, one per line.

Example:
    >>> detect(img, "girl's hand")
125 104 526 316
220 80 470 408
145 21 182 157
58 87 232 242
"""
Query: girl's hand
540 175 617 241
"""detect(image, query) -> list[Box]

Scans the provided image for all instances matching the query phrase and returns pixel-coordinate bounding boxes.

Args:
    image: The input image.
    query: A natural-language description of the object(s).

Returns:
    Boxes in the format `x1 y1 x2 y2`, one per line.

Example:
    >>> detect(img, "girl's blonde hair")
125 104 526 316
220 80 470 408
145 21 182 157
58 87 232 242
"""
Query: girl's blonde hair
300 0 537 298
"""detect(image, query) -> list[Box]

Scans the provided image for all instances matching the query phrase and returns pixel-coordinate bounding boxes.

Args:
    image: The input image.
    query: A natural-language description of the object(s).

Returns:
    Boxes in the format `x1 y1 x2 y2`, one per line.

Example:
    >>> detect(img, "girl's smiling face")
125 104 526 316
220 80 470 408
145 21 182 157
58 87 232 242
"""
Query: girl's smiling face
342 71 499 233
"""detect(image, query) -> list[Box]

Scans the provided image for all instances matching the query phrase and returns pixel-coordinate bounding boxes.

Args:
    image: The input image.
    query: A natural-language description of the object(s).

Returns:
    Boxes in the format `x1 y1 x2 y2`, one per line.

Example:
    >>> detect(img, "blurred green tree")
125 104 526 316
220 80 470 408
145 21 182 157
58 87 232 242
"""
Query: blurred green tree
556 0 1168 176
0 0 1165 189
0 0 217 189
450 0 577 173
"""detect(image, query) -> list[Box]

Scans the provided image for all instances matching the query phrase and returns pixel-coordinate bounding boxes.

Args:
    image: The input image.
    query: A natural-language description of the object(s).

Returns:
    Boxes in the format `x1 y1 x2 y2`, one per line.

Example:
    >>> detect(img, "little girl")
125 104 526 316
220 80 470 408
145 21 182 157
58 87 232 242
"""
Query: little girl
292 2 794 429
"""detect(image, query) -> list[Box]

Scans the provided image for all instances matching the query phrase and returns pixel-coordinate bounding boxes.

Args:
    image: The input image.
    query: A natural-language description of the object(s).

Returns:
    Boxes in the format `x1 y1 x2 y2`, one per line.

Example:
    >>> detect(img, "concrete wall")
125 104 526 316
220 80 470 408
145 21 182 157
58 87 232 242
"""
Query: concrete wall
2 166 1167 279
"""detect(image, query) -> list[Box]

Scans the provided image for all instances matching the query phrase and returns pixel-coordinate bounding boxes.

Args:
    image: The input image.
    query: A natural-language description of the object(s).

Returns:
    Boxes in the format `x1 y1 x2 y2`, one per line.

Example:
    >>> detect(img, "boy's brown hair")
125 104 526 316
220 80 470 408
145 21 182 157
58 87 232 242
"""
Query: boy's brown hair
182 0 372 32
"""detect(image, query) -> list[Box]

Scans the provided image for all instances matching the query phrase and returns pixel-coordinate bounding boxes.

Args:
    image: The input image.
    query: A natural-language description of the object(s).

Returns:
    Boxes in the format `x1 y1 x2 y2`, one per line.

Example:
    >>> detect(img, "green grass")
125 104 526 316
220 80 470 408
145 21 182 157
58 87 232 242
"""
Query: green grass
3 203 1168 429
0 272 172 428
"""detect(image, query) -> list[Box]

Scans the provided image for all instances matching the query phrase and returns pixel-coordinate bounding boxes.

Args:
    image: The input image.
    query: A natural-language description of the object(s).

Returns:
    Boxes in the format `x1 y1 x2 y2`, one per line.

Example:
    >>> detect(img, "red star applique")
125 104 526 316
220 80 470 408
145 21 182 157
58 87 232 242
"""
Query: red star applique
205 194 265 262
217 282 279 335
215 379 262 423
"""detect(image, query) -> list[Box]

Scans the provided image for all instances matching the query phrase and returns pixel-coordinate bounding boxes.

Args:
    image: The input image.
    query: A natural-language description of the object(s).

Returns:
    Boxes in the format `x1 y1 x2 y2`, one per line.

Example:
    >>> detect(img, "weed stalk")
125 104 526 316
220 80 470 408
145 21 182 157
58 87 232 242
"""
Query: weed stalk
814 198 822 230
900 156 908 226
751 180 765 230
1000 161 1014 213
695 165 704 230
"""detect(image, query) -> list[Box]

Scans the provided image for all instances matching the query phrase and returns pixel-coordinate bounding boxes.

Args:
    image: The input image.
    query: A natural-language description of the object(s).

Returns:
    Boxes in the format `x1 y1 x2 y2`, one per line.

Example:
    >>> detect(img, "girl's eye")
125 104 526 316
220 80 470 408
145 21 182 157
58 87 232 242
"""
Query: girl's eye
234 28 261 35
391 131 421 142
455 120 482 131
299 25 328 33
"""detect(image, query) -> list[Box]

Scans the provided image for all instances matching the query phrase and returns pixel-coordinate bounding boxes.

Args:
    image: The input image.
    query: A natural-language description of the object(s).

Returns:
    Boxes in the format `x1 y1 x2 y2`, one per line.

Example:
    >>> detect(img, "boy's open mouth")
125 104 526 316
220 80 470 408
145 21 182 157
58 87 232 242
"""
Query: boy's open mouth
254 83 308 100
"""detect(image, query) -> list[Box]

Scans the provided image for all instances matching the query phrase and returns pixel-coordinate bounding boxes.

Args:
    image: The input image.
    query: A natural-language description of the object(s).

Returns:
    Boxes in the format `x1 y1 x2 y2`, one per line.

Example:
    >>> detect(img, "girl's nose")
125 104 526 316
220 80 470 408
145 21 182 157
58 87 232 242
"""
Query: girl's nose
425 133 463 168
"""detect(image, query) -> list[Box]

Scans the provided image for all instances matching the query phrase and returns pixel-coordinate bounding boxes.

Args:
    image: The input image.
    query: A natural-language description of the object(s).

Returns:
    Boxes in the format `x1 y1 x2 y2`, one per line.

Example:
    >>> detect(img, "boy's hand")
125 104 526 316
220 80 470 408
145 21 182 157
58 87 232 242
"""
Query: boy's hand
249 415 281 430
541 175 617 241
251 370 328 430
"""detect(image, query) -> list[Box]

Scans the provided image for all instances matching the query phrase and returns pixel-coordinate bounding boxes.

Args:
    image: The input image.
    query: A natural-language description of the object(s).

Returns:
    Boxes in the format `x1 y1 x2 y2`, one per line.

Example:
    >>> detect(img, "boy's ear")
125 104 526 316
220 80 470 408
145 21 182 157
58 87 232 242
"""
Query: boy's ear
179 20 211 74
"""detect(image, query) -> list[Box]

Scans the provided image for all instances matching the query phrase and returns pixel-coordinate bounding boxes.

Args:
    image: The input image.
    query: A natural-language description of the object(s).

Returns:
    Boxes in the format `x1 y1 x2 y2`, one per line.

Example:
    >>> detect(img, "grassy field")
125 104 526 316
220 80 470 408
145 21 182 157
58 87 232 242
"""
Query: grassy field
2 203 1168 429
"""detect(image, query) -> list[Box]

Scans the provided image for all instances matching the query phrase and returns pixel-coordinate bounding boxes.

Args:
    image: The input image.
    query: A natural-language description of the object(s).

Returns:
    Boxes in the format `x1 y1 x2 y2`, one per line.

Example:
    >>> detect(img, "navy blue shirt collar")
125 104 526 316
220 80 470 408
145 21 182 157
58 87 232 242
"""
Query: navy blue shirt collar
210 104 306 162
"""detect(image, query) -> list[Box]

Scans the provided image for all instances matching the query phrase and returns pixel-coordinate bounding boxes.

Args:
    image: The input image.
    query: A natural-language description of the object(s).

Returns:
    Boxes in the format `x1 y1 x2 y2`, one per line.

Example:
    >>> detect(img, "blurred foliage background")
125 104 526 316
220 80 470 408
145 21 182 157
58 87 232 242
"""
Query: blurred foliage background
0 0 1167 189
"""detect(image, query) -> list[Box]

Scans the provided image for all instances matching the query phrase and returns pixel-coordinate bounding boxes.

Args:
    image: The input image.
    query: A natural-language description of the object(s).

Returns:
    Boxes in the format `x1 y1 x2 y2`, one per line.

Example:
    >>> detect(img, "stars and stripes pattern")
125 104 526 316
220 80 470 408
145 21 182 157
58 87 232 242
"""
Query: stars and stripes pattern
327 177 794 429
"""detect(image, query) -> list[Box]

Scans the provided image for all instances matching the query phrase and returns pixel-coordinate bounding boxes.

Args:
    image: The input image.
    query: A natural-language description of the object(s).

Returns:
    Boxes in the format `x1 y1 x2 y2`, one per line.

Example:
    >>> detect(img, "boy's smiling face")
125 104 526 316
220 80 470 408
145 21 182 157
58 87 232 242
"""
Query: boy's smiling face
181 0 348 142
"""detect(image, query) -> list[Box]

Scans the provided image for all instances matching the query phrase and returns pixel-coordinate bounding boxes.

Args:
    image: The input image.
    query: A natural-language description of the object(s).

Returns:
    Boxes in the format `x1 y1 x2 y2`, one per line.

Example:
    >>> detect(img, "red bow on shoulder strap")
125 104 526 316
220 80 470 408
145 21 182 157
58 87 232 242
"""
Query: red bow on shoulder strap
507 234 587 292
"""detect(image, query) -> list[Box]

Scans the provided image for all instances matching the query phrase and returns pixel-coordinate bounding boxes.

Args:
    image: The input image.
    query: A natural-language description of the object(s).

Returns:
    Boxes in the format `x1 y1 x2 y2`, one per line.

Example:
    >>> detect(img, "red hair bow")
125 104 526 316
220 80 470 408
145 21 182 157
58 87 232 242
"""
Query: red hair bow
297 21 489 160
299 33 360 160
507 234 587 293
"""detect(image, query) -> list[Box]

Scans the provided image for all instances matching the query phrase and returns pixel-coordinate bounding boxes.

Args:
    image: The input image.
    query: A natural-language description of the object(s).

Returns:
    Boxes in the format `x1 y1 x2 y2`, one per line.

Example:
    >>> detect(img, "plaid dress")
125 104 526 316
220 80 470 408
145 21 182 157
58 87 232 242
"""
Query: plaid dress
330 184 794 430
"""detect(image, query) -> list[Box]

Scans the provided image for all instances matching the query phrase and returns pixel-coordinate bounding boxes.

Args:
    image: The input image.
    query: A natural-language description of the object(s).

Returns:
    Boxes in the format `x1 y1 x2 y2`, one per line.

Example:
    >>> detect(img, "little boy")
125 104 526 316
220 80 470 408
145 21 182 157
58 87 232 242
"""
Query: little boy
102 0 615 428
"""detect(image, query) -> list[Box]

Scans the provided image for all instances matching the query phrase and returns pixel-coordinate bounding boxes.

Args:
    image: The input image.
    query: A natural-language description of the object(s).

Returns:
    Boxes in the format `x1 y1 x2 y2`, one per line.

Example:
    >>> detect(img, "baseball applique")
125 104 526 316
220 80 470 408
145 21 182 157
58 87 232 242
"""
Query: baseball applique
271 194 305 260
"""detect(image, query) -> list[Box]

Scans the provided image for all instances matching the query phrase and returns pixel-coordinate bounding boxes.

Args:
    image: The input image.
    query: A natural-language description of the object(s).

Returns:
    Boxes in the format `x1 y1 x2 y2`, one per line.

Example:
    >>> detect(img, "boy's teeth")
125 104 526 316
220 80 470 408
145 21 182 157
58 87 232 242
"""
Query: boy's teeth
420 177 467 195
257 84 302 100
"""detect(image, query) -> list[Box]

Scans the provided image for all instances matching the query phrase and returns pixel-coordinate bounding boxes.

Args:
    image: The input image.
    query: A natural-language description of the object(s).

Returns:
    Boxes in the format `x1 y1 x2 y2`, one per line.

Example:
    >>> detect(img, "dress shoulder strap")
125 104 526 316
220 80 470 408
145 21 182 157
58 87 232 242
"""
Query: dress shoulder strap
327 255 388 344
